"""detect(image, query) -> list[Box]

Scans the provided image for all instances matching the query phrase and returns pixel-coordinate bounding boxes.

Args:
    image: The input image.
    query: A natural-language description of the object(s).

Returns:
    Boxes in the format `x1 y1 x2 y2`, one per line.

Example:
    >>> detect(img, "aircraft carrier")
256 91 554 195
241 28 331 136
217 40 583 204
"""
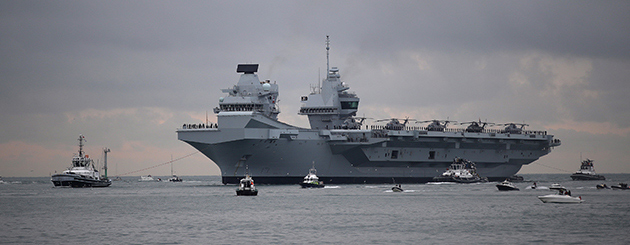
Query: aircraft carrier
177 37 561 184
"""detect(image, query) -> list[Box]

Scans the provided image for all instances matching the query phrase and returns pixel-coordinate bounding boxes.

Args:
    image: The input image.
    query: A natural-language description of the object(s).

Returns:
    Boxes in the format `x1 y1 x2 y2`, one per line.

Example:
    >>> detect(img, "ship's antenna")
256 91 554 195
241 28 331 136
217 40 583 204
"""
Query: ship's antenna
103 147 110 179
78 134 85 157
326 35 330 76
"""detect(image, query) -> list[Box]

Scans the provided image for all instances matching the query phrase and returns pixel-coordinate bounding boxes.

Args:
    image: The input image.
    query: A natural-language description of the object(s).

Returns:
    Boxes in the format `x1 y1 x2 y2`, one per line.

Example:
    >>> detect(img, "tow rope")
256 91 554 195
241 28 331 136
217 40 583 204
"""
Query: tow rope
117 147 208 176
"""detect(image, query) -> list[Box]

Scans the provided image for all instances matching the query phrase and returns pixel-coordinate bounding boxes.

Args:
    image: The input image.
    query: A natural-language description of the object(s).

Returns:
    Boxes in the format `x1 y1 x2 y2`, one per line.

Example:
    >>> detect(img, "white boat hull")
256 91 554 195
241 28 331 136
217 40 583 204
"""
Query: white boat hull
537 194 583 203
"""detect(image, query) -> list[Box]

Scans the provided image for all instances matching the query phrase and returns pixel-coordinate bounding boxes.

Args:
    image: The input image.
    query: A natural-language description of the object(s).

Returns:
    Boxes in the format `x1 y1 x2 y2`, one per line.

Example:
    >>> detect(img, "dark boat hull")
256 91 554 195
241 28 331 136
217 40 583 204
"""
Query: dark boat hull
300 182 324 188
570 174 605 181
496 185 519 191
236 189 258 196
51 174 111 188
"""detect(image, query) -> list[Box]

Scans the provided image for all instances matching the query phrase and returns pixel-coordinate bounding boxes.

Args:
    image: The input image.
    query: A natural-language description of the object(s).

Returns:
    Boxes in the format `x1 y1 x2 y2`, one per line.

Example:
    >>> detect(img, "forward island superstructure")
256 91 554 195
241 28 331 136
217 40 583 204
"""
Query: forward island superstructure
177 37 561 184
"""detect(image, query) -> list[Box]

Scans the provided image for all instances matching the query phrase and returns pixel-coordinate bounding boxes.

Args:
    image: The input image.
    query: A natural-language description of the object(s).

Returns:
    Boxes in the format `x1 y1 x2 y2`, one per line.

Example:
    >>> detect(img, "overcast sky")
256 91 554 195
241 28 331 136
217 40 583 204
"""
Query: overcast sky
2 0 629 177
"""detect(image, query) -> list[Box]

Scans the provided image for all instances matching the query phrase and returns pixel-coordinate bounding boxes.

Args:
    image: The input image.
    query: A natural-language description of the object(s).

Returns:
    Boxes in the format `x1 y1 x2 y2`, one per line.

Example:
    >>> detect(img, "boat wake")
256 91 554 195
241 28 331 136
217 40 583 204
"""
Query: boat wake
426 182 457 185
385 189 417 193
526 186 549 190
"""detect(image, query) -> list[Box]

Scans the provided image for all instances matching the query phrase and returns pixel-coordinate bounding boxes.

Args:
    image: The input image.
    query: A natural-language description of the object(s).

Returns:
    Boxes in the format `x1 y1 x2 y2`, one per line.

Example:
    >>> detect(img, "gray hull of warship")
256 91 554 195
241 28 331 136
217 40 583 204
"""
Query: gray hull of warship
177 39 561 184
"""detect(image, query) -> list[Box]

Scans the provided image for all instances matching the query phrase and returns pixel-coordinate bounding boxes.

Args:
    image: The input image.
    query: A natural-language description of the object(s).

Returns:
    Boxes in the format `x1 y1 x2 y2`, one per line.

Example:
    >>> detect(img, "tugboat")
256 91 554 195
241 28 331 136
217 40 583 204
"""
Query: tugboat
538 188 582 203
496 179 519 191
611 183 629 190
51 135 112 188
571 159 605 180
432 158 488 183
299 164 324 188
236 173 258 196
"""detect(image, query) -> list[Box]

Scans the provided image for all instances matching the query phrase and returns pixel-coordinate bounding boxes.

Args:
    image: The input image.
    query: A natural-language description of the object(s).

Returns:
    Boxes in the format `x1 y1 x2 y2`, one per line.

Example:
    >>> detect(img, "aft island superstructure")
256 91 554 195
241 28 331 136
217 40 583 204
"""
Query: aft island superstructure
177 37 561 184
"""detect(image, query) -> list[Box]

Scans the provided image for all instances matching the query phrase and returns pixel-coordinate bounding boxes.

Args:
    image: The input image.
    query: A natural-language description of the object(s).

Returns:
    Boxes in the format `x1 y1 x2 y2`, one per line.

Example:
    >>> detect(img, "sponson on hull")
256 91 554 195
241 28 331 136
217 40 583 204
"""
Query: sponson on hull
51 135 111 188
177 36 561 184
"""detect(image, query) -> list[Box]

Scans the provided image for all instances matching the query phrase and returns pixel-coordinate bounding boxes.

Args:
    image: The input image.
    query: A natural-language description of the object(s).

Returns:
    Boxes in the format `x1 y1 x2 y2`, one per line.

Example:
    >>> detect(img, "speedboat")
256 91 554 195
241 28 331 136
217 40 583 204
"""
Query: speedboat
139 175 155 182
549 183 565 191
538 188 582 203
507 175 524 182
51 135 112 188
299 165 324 188
611 183 629 190
236 174 258 196
432 158 488 183
538 194 583 203
391 184 403 192
596 183 610 189
570 159 605 180
496 180 519 191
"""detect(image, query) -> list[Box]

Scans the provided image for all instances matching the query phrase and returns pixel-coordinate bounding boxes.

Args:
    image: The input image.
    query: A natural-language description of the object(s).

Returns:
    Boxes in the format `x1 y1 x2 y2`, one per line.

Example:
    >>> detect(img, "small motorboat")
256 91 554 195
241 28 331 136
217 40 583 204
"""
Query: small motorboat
538 194 583 204
507 175 524 182
391 184 403 192
139 175 155 182
168 175 183 182
167 157 182 182
538 188 582 204
530 182 538 189
549 183 565 191
496 180 519 191
299 165 324 188
236 174 258 196
611 183 629 190
596 183 610 189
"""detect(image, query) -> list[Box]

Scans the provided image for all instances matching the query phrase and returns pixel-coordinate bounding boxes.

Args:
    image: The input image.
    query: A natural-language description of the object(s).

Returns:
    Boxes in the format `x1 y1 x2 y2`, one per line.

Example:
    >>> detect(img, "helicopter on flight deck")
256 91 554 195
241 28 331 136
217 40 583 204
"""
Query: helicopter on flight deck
341 117 372 130
498 123 529 134
460 120 493 133
416 120 456 132
376 117 414 130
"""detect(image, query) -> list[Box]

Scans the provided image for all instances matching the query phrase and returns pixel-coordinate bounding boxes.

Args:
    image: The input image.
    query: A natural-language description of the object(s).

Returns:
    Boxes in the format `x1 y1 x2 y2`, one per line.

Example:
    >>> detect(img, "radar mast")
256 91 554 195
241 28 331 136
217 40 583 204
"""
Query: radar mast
326 35 330 76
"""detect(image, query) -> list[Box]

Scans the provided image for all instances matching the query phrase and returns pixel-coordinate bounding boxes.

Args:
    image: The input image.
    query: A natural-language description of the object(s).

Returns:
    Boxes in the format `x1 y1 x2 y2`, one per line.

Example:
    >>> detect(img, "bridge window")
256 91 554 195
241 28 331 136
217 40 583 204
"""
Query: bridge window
429 151 436 159
341 101 359 109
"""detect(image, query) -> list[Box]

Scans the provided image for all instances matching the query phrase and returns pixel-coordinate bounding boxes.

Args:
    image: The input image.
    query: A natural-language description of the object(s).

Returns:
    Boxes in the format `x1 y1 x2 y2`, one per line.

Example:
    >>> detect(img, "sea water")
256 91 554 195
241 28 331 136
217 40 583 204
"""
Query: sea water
1 174 629 244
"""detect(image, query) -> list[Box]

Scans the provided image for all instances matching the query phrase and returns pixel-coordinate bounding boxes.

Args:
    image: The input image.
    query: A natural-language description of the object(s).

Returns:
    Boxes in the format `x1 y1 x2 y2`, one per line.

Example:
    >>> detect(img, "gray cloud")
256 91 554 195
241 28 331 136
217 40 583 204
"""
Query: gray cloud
1 1 629 176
